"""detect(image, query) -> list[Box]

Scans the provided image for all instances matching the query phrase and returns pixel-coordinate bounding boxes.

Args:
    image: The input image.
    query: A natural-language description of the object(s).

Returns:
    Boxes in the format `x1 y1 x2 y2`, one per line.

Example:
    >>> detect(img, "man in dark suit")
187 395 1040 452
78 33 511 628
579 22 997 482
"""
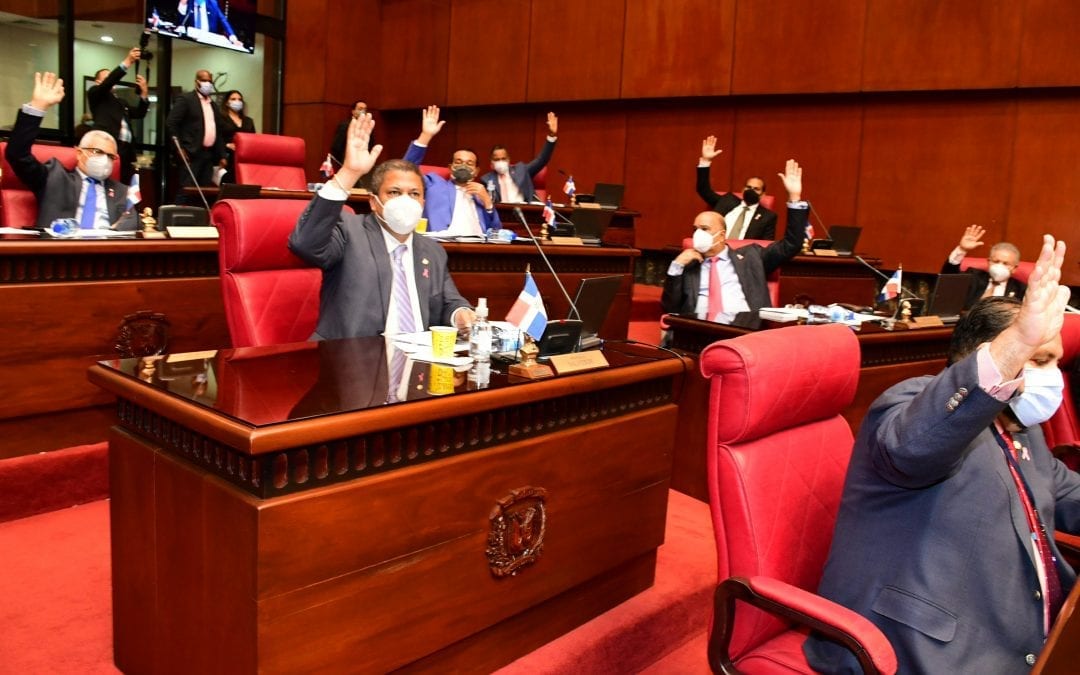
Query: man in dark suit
5 72 137 231
478 112 558 203
694 135 777 240
290 112 476 339
942 223 1027 309
806 237 1077 673
166 69 226 204
402 106 501 234
662 159 805 324
88 47 149 182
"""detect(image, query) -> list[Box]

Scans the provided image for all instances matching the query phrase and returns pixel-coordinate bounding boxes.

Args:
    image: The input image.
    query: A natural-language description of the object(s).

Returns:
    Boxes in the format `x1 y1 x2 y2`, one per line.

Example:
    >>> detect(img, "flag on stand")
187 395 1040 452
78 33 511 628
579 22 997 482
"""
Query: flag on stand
877 266 902 302
805 222 814 240
505 269 548 341
542 197 556 229
125 174 142 212
563 175 576 198
320 153 335 179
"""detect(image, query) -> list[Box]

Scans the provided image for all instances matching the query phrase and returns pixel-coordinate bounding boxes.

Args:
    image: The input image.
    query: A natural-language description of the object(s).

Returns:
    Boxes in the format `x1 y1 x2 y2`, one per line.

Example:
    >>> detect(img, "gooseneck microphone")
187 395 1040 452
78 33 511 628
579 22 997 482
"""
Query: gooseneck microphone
171 135 215 220
807 201 832 240
853 254 922 301
513 207 581 320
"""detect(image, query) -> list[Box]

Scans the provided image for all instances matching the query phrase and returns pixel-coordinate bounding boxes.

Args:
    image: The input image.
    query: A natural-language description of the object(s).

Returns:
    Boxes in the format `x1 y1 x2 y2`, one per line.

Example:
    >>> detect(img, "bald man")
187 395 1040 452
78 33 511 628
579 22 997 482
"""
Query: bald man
6 72 137 230
661 159 807 324
166 69 227 204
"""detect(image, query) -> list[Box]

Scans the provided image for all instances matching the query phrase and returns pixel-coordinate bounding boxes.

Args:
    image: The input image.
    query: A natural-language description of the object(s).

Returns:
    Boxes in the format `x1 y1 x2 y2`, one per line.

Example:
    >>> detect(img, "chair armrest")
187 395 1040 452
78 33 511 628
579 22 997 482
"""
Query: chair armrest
1056 531 1080 570
709 576 896 675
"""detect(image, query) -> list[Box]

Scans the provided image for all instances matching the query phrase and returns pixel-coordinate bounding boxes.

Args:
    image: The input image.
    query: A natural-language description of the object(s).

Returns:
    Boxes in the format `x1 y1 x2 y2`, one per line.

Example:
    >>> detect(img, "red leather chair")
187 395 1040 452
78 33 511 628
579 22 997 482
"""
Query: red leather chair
419 164 451 180
959 256 1034 283
0 141 120 227
700 324 896 674
1044 313 1080 458
213 198 323 348
233 132 308 190
732 190 775 213
679 237 782 306
533 166 548 202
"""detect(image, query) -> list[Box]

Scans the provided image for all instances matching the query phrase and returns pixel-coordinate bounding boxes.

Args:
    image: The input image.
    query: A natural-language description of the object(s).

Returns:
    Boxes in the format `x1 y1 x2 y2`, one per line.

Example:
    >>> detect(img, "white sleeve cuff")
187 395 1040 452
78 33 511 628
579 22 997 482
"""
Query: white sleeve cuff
667 261 686 276
21 104 46 117
948 247 967 265
317 179 349 202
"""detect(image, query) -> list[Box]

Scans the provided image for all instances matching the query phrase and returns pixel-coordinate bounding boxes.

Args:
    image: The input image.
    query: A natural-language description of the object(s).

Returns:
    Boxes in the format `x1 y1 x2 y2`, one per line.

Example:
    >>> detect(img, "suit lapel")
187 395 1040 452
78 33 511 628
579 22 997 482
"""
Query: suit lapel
990 429 1042 575
412 241 432 328
364 219 393 321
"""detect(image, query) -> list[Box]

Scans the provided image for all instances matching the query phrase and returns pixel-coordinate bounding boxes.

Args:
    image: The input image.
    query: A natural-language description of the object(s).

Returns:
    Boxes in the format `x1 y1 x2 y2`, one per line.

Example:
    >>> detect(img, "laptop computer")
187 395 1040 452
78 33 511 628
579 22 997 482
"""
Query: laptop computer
593 183 625 210
572 208 614 245
819 225 862 255
926 273 973 324
567 274 623 350
217 183 263 200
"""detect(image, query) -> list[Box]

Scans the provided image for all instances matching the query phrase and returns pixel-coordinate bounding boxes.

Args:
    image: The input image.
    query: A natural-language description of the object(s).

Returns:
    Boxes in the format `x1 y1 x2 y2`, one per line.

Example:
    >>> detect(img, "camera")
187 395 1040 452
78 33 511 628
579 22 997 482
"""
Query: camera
138 31 153 61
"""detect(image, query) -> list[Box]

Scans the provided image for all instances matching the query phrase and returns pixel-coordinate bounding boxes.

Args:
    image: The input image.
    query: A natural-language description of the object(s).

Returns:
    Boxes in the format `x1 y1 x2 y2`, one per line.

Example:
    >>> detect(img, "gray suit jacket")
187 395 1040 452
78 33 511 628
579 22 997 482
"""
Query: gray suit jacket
805 353 1080 674
288 196 471 339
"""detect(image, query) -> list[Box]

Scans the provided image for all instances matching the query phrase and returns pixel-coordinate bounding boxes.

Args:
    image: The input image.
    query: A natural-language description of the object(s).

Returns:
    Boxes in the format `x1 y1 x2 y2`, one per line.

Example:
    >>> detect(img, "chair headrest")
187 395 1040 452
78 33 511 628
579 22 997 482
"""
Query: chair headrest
213 198 316 273
233 132 306 166
700 324 860 443
1062 313 1080 365
0 142 82 191
959 256 1035 284
420 164 452 180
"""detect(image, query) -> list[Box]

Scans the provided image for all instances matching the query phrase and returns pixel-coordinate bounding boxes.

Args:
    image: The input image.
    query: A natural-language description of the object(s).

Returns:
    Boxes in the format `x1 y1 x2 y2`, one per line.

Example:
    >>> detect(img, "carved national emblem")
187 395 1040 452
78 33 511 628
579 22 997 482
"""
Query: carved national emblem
485 486 548 578
115 310 170 358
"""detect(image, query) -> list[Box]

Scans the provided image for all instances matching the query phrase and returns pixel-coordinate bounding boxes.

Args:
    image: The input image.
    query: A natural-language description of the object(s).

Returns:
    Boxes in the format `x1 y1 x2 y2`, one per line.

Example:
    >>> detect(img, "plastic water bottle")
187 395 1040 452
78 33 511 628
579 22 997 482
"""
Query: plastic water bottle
469 298 492 363
48 218 80 238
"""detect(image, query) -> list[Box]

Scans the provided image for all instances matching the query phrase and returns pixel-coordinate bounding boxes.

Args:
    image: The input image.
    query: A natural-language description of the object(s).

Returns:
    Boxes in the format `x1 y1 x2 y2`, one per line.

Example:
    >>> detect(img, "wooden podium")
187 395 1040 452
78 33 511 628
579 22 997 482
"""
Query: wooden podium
89 339 685 673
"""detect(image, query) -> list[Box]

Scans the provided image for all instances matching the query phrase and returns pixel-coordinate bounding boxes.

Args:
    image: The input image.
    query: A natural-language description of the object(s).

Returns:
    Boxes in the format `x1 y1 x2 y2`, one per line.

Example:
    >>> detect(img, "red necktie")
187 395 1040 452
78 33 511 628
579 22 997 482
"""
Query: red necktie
707 256 724 321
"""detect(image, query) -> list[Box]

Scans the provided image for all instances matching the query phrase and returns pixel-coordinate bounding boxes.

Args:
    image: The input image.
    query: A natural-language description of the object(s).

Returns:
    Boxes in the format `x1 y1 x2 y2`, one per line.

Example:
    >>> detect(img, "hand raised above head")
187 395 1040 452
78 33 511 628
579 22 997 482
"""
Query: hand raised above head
700 135 722 162
777 159 802 201
1016 235 1069 348
958 224 985 252
341 112 383 178
546 112 558 136
31 71 65 110
419 104 445 142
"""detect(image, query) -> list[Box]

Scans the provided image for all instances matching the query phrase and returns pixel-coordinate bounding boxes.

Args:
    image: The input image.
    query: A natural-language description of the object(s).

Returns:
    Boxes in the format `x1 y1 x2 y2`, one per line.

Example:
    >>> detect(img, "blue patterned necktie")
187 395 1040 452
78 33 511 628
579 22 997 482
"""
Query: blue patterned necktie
392 244 416 334
80 178 98 229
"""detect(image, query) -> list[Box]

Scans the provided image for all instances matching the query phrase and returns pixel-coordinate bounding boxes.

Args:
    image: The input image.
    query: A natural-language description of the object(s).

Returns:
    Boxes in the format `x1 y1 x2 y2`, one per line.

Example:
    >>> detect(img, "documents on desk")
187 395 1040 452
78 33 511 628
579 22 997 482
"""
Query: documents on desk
758 307 807 322
391 331 472 366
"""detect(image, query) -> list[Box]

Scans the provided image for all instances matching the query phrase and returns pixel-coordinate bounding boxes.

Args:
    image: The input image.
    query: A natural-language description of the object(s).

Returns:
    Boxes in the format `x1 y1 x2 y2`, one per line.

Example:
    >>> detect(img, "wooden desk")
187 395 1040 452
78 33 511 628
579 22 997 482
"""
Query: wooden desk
665 315 953 501
0 238 230 458
193 187 641 246
89 339 685 673
774 253 882 306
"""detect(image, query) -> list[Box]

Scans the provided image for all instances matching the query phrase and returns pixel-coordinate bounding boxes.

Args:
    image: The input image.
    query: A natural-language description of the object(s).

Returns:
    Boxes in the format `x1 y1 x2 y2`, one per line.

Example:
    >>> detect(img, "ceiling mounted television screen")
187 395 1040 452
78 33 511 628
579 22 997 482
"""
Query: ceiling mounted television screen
145 0 256 54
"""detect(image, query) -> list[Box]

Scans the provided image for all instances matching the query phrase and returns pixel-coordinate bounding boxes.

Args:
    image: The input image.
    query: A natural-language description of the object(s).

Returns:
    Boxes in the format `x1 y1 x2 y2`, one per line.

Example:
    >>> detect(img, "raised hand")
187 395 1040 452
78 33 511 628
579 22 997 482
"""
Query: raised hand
546 112 558 137
135 75 148 98
778 159 803 202
339 112 383 182
1015 235 1070 349
700 135 722 163
417 105 445 145
123 48 141 68
958 224 985 252
31 72 65 111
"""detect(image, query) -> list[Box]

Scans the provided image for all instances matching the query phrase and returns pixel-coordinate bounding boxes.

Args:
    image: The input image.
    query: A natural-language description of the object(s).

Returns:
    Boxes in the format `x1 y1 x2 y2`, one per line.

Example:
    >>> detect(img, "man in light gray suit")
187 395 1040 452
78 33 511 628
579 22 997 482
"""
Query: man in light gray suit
289 112 475 340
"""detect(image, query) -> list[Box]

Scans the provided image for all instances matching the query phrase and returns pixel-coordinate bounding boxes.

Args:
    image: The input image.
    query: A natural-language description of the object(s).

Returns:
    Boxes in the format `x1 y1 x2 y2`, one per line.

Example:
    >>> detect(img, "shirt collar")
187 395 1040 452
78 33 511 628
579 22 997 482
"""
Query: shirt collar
380 223 413 255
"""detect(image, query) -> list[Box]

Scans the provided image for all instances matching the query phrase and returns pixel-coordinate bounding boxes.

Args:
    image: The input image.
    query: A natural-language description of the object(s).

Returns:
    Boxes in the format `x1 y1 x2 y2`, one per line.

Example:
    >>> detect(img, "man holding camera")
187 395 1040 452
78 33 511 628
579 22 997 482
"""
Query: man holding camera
88 47 149 183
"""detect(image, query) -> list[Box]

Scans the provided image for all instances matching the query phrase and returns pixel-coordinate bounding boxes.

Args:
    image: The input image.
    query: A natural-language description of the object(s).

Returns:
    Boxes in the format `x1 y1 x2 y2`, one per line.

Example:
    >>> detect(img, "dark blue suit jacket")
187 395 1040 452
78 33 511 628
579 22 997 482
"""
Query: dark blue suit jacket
403 142 500 232
478 137 556 203
805 353 1080 673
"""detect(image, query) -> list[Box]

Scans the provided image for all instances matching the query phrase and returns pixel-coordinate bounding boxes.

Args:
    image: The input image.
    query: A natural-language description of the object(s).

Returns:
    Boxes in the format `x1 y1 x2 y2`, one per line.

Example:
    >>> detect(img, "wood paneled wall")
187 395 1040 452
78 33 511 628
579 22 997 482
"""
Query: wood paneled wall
284 1 1080 286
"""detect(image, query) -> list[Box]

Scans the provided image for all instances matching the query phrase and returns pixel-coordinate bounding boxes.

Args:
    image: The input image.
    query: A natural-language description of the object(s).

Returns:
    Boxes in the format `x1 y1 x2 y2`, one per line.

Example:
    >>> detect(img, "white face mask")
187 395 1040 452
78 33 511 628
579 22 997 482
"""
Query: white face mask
988 262 1011 283
228 100 244 112
83 154 113 181
374 195 423 235
692 228 717 254
492 160 510 175
197 81 214 96
1009 365 1065 427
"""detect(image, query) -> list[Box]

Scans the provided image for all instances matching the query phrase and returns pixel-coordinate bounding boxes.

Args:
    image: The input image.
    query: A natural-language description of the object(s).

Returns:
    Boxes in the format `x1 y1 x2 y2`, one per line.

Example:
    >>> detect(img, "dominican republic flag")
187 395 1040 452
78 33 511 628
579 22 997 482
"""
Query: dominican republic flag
563 175 575 198
805 222 814 240
320 153 335 179
878 266 902 302
542 197 556 228
505 270 548 341
125 174 142 212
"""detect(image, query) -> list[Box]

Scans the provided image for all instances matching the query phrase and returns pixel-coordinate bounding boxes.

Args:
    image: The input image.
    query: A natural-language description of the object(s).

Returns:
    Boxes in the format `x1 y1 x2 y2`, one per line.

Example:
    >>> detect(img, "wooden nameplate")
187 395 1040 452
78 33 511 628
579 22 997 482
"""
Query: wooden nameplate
893 316 945 330
508 361 554 380
544 236 584 246
166 226 219 239
549 350 609 375
576 202 601 210
812 249 839 256
138 230 167 239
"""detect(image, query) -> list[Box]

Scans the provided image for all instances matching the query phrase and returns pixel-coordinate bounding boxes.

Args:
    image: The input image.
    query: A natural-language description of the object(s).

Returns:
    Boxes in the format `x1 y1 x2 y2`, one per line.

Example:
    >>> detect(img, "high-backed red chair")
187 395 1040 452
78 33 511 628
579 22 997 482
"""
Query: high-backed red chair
700 324 896 673
419 164 451 180
233 132 307 190
959 256 1035 283
1044 313 1080 458
533 166 548 201
0 141 119 227
731 190 776 213
213 198 323 348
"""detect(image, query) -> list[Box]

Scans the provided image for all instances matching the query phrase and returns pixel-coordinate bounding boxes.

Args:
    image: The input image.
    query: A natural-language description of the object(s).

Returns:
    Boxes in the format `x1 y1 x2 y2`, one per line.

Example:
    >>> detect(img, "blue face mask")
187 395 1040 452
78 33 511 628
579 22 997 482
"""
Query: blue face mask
1009 365 1065 427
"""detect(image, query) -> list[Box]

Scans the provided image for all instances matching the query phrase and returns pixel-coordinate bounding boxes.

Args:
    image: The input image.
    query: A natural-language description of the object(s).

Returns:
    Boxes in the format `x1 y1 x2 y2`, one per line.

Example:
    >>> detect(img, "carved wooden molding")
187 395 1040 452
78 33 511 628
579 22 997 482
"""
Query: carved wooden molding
486 487 548 578
0 251 218 283
448 252 630 276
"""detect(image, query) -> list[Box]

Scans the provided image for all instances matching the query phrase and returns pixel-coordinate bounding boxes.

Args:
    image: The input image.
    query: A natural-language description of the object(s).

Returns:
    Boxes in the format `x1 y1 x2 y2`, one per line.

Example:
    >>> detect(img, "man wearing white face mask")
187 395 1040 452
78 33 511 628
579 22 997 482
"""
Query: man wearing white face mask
478 112 559 204
807 240 1080 674
5 72 137 230
289 112 475 340
943 223 1028 310
166 69 227 204
661 159 807 324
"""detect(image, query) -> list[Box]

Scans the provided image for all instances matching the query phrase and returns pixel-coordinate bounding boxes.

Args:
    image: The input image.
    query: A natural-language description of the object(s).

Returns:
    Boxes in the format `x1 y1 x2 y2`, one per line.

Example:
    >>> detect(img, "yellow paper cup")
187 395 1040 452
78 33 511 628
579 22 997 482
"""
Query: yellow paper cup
416 217 428 233
428 363 455 395
430 326 457 359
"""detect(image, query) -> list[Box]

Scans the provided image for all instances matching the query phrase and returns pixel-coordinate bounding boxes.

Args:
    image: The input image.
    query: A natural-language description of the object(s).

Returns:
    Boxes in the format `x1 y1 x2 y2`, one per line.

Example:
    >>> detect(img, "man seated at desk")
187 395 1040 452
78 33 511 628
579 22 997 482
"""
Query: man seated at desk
403 106 501 235
695 135 776 240
289 111 476 340
806 236 1077 673
944 224 1027 309
5 72 137 231
478 112 558 204
661 159 806 325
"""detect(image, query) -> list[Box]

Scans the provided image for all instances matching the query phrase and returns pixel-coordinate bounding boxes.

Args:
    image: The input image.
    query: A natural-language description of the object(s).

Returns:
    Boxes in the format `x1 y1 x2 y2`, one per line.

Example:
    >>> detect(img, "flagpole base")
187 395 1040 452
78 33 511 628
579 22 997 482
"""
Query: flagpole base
508 361 555 380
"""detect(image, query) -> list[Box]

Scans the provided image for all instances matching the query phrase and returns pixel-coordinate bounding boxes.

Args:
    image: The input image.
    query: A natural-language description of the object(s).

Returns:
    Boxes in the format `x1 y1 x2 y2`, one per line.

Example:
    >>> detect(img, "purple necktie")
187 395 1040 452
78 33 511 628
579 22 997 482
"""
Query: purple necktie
392 244 416 334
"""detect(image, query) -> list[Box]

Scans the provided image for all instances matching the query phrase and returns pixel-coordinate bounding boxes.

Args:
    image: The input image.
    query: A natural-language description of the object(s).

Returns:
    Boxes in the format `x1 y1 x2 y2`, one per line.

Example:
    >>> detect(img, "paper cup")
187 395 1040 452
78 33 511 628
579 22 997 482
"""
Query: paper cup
416 217 428 233
428 363 455 395
430 326 457 359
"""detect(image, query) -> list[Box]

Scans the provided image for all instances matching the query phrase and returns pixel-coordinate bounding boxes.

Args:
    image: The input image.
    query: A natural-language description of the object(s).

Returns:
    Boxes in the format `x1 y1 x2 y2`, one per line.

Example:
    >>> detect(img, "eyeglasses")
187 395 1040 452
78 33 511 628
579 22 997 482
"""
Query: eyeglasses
79 147 119 161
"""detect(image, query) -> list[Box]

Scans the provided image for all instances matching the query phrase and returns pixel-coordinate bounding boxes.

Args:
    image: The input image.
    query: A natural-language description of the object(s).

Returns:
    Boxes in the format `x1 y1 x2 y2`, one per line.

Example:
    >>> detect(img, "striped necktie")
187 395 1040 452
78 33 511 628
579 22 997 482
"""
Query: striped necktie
392 244 416 334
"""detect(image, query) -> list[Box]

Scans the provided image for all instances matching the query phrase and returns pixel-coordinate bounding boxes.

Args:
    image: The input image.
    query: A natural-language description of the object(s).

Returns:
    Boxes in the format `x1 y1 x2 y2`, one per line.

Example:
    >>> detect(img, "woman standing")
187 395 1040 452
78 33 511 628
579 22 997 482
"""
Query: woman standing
219 90 255 184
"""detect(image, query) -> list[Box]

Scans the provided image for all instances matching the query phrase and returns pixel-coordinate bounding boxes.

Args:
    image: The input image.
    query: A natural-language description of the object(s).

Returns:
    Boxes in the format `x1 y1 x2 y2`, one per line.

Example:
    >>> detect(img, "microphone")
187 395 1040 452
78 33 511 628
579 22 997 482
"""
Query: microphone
171 135 215 221
513 207 581 321
807 201 832 240
852 254 921 301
